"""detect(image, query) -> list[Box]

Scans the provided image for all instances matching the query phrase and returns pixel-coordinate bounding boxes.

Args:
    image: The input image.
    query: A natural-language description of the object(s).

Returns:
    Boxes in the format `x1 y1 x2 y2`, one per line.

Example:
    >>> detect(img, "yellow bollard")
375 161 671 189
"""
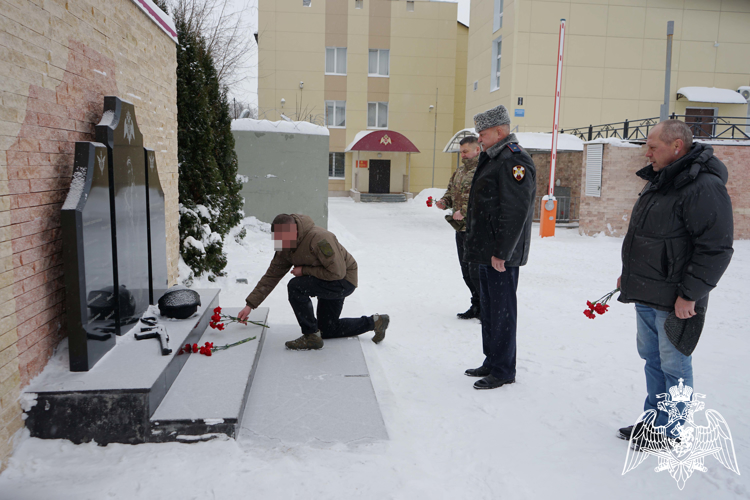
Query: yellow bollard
539 197 557 238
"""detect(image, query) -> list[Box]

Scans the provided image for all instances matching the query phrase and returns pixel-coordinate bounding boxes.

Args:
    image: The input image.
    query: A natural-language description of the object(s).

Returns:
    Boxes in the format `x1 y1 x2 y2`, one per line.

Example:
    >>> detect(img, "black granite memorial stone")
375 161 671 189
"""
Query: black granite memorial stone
61 142 117 371
145 148 168 304
96 97 150 334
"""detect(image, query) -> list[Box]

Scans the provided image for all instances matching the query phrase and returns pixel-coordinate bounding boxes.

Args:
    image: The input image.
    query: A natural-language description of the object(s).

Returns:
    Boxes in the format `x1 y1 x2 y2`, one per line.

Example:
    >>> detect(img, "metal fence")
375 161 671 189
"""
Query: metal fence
532 196 577 223
560 115 750 142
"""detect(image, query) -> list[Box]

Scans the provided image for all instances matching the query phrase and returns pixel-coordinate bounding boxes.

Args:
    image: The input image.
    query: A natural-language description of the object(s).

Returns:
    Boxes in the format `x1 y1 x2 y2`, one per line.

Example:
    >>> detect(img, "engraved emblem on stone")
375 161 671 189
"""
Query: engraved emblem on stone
97 152 106 175
149 153 155 170
124 110 135 144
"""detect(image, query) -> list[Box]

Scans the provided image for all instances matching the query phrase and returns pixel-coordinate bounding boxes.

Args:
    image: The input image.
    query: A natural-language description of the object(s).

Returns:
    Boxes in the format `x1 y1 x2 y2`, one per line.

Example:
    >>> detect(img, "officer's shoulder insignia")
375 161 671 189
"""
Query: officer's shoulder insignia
512 165 526 182
317 239 335 257
507 143 522 153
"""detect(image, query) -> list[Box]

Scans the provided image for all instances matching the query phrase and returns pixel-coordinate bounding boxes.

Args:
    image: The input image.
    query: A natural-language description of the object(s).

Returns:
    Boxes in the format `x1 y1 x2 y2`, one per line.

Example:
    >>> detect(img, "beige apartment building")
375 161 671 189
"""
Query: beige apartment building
257 0 468 196
465 0 750 133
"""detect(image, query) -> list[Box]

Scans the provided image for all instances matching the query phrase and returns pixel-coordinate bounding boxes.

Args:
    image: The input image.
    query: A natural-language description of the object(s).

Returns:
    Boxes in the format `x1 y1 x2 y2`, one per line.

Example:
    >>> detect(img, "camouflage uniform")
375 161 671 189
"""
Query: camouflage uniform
440 156 481 316
439 156 479 232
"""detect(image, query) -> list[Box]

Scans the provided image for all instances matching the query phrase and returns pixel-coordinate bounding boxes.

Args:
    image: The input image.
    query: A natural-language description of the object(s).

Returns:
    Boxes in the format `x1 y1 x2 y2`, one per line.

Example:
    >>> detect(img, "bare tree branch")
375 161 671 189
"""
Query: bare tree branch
169 0 256 88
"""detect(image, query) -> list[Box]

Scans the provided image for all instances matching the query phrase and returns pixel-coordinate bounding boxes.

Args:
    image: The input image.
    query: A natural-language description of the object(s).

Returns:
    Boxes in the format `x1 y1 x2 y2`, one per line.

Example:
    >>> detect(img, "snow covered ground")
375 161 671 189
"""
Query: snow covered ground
2 193 749 499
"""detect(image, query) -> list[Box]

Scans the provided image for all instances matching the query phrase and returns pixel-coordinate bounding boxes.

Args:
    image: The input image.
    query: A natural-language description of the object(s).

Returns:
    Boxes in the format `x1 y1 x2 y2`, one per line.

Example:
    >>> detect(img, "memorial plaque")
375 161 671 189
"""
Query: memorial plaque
145 148 168 304
61 142 117 371
96 97 150 333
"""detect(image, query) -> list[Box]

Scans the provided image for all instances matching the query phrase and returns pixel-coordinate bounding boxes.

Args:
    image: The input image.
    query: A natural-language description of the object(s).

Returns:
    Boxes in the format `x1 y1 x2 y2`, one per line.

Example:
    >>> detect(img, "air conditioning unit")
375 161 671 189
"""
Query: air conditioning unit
738 87 750 100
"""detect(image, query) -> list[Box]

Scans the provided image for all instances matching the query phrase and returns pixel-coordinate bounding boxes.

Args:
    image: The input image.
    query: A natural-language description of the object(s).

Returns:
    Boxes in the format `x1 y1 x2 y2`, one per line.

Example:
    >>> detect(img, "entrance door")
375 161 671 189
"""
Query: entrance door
369 160 391 194
685 108 716 138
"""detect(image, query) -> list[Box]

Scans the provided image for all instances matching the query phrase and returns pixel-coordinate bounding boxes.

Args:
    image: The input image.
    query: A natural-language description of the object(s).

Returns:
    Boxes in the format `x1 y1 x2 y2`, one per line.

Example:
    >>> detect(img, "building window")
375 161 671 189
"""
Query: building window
329 153 345 178
493 0 503 31
367 102 388 128
355 0 363 8
303 0 311 6
491 37 501 91
325 100 346 127
407 1 414 11
368 49 390 77
325 47 347 75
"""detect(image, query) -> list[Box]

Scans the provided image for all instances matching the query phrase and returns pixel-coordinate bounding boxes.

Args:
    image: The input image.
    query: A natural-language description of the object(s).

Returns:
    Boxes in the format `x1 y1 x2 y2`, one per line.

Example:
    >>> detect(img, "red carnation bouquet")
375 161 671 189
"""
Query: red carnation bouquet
584 288 619 319
426 196 433 207
209 306 268 330
178 307 269 356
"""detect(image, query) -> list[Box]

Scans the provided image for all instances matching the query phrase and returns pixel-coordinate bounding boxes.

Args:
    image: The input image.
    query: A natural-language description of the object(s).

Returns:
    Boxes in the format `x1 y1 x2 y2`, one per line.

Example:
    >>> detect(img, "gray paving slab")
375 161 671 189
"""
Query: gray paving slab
151 308 268 422
239 324 388 445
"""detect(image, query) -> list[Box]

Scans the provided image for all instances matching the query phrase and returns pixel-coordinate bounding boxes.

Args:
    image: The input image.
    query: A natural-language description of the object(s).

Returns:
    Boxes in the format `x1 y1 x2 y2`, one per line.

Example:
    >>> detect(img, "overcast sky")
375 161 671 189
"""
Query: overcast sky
226 0 470 108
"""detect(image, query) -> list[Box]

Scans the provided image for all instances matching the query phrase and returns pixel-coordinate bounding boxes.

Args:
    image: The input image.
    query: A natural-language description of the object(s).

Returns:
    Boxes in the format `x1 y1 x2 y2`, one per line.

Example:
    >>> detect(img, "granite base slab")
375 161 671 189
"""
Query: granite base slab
239 324 388 445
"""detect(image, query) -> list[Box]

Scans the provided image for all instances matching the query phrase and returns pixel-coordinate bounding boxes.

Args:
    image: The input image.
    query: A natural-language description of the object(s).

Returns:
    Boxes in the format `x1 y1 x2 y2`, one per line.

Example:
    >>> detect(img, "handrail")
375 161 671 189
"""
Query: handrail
559 115 750 142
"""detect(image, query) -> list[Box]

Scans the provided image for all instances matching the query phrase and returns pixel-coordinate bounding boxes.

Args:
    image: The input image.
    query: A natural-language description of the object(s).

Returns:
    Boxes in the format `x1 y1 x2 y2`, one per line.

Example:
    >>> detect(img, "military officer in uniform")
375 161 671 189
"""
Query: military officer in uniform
462 105 537 390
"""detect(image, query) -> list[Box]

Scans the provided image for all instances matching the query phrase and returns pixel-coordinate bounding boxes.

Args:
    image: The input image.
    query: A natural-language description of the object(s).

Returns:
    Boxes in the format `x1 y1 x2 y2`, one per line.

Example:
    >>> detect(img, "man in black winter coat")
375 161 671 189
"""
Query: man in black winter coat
463 105 536 390
616 119 733 441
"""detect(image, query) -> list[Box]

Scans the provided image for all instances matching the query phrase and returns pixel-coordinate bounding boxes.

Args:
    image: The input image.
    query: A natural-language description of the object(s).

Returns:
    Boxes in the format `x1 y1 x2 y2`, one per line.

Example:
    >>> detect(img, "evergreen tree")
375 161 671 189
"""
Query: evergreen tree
174 11 244 282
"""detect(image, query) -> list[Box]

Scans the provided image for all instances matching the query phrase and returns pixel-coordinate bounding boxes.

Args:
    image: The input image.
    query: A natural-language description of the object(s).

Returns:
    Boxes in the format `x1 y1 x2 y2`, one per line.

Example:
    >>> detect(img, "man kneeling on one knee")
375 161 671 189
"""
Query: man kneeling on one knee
237 213 389 350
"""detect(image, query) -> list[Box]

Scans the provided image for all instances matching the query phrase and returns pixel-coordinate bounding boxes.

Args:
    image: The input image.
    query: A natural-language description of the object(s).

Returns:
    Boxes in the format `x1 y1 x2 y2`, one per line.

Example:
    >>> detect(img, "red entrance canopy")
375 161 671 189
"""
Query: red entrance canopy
345 130 420 153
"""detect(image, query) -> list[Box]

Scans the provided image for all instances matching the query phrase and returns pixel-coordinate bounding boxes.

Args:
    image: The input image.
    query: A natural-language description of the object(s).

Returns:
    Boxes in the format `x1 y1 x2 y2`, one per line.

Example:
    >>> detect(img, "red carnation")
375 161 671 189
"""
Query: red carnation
217 323 225 331
192 343 198 353
586 300 595 311
593 303 609 315
211 313 221 323
583 309 596 319
426 196 433 207
214 306 222 314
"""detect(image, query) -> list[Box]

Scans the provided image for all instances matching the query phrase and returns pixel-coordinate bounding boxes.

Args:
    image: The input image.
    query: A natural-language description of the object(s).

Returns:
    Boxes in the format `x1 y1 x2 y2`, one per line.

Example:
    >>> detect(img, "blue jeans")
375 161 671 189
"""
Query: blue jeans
635 304 693 430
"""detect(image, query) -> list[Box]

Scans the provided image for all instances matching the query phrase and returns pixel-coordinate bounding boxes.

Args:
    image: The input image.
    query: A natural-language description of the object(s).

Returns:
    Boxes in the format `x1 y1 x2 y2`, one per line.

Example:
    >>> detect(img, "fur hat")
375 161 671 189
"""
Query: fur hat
474 105 511 132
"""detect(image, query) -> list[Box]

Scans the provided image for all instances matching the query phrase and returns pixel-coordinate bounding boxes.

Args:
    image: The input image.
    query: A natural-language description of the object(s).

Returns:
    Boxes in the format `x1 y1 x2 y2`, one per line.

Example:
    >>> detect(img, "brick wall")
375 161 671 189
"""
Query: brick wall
529 150 583 220
579 142 750 240
0 0 179 470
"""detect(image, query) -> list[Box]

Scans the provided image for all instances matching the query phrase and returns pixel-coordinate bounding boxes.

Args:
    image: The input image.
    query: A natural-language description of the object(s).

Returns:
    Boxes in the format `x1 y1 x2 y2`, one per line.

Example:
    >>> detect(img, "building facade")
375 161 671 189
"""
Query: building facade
465 0 750 133
0 0 179 470
258 0 468 195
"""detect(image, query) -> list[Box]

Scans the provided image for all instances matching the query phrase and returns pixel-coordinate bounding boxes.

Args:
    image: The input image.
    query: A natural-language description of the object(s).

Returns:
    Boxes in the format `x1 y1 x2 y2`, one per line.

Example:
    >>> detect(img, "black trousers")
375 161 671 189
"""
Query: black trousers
479 264 519 380
456 231 481 308
287 276 374 338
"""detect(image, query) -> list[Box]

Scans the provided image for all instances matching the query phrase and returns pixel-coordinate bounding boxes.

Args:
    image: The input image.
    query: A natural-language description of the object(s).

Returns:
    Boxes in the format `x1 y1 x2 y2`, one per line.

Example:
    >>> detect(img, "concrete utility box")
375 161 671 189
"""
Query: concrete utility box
232 119 330 228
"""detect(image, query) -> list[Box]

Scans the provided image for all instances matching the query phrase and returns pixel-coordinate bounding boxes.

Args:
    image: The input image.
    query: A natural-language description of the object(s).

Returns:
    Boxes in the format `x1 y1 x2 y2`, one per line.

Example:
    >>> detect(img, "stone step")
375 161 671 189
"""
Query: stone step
25 289 220 445
360 193 407 203
239 324 388 445
149 307 268 442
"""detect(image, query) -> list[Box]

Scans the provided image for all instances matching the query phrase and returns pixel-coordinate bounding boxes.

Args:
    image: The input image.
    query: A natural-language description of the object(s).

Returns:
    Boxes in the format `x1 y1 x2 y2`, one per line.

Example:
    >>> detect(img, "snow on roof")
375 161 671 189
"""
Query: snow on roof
346 130 374 151
676 87 747 104
443 129 584 153
516 133 584 151
231 118 329 136
584 138 643 148
130 0 177 43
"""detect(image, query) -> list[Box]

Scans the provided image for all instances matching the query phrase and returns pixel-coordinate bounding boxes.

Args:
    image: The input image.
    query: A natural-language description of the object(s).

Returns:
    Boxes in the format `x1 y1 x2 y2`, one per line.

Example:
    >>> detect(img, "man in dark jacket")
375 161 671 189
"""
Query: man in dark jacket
463 105 536 390
616 119 733 441
237 214 389 350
